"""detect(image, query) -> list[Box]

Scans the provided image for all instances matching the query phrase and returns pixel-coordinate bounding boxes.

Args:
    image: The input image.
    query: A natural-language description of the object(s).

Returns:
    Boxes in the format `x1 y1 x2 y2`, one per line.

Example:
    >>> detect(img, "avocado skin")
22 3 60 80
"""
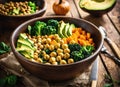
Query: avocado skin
79 0 116 17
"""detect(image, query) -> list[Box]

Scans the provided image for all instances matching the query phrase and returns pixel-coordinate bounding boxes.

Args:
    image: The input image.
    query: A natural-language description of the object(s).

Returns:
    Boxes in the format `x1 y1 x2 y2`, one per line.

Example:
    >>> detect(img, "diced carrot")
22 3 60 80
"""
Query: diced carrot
50 40 58 45
63 38 68 44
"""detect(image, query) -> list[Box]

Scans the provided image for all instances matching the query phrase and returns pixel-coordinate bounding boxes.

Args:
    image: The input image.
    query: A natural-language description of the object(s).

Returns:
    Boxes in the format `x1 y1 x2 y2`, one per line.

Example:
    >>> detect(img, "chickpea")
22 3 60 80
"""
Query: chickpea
50 52 57 57
44 54 50 60
56 37 61 42
62 44 68 49
52 61 58 65
39 45 44 49
34 55 38 60
37 42 41 47
44 35 48 38
45 62 51 65
60 60 67 65
45 44 49 49
58 53 64 58
54 34 60 40
57 48 63 54
30 59 36 62
4 12 7 15
56 56 62 62
46 38 51 44
37 58 43 63
49 57 56 63
60 40 64 44
41 38 47 44
49 45 54 51
54 43 60 49
64 48 70 53
68 58 74 64
41 51 46 55
63 53 70 59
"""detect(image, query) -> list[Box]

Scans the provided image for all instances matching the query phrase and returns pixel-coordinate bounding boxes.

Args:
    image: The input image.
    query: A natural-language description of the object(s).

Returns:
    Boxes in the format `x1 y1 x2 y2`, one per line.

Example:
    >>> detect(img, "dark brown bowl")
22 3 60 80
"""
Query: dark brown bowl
0 0 47 29
10 16 104 81
79 0 116 17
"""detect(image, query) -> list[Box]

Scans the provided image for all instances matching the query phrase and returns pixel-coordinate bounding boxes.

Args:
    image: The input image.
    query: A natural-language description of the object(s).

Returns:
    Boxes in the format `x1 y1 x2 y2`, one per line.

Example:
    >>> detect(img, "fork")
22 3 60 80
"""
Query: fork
101 46 120 66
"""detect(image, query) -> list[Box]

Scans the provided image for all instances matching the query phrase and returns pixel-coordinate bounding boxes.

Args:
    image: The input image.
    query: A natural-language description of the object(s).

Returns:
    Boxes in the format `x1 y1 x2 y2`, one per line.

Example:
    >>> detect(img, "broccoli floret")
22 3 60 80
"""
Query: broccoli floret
81 45 94 58
71 50 84 62
28 1 37 13
28 21 46 36
47 19 59 29
41 25 57 35
68 43 82 52
69 44 95 62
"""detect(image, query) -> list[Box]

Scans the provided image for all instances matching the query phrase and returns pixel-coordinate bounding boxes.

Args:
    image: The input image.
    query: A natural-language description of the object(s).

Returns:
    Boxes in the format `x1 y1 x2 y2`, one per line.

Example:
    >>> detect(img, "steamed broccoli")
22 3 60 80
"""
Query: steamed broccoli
28 21 46 36
68 43 82 52
47 19 59 29
69 43 95 62
41 25 57 35
81 45 94 58
71 50 84 62
28 1 37 13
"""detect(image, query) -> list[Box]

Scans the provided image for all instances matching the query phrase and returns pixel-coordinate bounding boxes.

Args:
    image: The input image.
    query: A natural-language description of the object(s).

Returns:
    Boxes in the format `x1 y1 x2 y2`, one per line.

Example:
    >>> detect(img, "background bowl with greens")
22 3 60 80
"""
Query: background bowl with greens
0 0 47 29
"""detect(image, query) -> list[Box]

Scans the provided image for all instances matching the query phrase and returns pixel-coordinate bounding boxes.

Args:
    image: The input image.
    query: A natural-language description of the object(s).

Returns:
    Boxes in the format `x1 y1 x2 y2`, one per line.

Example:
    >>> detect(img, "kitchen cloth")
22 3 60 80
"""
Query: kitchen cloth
0 52 90 87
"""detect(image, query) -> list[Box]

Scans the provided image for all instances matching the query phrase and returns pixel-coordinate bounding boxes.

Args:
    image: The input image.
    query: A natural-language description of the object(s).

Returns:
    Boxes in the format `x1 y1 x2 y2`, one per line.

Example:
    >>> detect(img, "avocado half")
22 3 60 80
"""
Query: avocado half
79 0 116 16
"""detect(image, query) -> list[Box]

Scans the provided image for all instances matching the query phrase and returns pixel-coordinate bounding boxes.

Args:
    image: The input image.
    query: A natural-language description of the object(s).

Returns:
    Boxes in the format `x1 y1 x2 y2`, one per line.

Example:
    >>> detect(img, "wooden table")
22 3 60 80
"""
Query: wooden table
0 0 120 87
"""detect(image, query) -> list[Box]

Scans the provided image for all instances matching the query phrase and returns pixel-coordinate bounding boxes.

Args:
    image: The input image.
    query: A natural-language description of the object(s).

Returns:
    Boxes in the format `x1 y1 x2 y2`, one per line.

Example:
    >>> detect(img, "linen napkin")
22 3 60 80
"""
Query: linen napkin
0 52 90 87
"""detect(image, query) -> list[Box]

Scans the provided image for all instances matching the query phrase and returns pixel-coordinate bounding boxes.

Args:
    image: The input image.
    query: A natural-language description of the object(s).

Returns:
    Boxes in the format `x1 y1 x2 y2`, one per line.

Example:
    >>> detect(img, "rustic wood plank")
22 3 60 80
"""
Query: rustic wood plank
100 42 120 87
68 0 80 18
97 56 108 87
108 0 120 33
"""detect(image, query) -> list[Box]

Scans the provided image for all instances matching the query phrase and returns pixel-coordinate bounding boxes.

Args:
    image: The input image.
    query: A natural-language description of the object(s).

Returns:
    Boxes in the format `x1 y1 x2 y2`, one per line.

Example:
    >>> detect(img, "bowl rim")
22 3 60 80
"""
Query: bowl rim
10 16 104 67
0 0 47 17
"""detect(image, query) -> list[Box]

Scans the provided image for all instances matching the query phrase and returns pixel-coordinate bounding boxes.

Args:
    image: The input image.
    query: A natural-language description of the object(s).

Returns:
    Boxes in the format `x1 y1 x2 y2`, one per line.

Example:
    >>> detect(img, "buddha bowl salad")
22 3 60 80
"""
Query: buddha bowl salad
16 19 95 65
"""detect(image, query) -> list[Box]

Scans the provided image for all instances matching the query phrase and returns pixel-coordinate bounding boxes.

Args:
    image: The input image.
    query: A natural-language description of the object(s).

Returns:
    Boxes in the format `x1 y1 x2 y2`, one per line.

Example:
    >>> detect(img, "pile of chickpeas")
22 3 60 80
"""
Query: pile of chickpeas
26 34 74 65
0 1 39 15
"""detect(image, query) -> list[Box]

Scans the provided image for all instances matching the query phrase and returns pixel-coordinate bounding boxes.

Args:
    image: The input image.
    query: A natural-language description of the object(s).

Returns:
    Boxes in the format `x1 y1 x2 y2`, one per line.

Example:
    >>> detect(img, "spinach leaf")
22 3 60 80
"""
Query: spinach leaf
0 75 17 87
0 42 11 54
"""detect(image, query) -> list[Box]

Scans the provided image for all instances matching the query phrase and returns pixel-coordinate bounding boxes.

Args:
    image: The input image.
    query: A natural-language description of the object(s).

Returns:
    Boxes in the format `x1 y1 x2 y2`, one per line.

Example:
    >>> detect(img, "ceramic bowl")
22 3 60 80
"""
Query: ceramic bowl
10 16 104 81
0 0 47 29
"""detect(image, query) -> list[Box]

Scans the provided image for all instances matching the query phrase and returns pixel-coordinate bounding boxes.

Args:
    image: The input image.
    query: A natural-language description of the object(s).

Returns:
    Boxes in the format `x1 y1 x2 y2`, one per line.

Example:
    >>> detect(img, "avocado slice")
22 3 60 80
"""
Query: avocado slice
19 33 34 45
17 39 34 48
16 43 35 51
67 24 75 36
62 23 70 37
58 21 66 38
19 50 34 58
79 0 116 10
16 44 35 58
19 33 28 40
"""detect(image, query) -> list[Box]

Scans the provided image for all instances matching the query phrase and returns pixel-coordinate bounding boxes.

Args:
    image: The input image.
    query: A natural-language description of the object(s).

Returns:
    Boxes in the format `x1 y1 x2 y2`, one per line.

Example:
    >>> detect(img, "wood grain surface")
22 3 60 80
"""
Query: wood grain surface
0 0 120 87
